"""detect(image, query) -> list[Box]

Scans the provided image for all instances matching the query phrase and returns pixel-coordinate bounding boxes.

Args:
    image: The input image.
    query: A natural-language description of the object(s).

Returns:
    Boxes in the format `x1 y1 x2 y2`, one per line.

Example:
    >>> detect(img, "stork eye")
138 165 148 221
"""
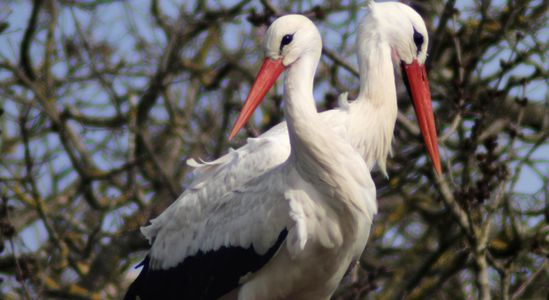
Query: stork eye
279 34 294 52
413 28 424 49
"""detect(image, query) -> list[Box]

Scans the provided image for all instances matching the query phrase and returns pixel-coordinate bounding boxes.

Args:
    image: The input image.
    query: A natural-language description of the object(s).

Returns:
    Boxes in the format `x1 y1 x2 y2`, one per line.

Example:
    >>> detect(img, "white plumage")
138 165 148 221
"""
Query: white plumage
136 14 375 299
127 2 441 300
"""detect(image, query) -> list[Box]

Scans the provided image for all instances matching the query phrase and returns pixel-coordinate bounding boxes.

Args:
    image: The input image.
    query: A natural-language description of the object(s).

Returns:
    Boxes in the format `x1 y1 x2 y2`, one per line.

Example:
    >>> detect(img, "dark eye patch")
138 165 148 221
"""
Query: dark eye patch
413 28 424 55
279 34 294 53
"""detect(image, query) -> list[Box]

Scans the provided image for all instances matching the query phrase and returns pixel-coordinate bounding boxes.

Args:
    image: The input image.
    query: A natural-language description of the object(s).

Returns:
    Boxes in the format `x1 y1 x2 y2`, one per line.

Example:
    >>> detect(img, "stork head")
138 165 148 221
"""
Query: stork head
230 15 321 139
264 14 322 67
360 2 441 174
377 3 428 65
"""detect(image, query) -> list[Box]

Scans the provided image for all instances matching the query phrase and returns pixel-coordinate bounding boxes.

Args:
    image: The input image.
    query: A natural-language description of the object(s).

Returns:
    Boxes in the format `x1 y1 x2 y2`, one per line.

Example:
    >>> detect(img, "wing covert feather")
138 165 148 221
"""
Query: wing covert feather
144 164 293 270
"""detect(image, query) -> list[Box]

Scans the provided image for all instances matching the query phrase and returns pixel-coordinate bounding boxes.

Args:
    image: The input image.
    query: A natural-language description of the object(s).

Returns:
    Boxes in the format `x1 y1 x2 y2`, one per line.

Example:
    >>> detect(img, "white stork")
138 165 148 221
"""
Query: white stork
126 14 375 300
125 1 441 299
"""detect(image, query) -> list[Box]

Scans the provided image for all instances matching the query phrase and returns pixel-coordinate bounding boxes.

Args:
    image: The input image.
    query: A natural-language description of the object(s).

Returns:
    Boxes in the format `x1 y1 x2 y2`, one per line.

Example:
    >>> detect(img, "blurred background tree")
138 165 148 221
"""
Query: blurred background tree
0 0 547 299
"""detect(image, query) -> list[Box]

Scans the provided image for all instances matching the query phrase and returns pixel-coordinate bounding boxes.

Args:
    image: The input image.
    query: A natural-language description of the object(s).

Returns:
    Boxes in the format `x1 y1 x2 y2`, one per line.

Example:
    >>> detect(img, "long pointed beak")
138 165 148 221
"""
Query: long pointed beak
401 60 442 175
229 58 285 140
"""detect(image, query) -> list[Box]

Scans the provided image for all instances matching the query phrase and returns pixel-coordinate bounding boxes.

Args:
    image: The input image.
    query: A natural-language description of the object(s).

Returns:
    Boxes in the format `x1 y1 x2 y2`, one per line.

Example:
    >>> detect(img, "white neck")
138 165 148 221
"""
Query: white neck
283 53 327 172
283 51 372 219
350 22 398 175
356 33 397 105
284 55 318 128
283 52 350 184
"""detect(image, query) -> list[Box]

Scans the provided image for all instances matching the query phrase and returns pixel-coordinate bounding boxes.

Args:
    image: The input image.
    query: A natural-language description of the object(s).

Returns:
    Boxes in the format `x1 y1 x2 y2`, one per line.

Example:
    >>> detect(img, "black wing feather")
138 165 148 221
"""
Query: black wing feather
124 229 288 300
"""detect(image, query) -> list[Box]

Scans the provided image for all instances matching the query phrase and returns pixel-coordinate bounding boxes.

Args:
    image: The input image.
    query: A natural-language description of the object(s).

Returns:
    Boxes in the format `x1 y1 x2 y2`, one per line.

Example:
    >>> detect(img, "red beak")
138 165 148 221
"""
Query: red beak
229 58 285 140
401 60 442 175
